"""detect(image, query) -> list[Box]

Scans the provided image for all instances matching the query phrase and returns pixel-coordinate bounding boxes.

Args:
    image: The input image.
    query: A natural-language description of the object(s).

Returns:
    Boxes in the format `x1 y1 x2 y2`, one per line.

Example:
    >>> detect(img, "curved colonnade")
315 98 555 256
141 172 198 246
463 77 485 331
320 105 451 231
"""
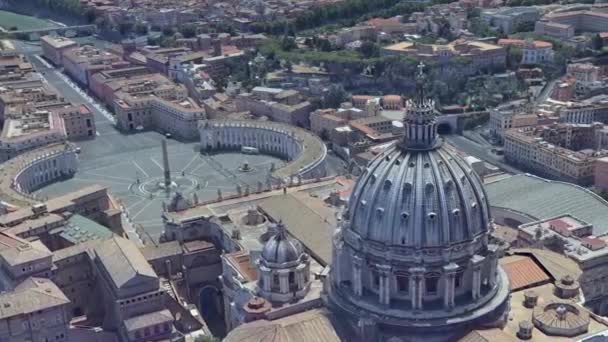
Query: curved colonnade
0 143 79 207
198 120 327 181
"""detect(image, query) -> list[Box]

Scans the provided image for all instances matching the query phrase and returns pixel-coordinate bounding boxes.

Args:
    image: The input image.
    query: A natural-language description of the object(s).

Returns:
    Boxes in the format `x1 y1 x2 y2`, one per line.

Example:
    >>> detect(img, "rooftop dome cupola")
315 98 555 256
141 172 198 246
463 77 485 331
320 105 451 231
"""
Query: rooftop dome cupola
256 220 312 303
401 62 440 151
260 220 303 265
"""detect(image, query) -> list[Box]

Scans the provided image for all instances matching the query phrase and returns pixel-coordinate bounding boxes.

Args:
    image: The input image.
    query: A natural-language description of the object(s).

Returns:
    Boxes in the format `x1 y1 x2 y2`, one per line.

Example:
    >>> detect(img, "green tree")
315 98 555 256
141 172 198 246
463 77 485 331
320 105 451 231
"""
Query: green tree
593 34 604 51
162 27 175 37
134 23 148 35
514 21 535 33
180 25 197 38
280 36 297 51
358 41 379 58
118 22 133 35
507 47 522 69
323 85 348 108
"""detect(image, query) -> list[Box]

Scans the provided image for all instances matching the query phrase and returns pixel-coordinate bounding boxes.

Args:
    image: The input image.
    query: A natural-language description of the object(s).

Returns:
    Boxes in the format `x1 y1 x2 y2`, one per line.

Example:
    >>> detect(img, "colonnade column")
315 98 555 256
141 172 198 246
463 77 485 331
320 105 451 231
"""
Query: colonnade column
352 255 363 297
442 263 459 310
296 264 306 289
278 270 289 294
487 244 499 288
376 264 392 306
259 267 272 292
409 267 426 310
471 255 485 301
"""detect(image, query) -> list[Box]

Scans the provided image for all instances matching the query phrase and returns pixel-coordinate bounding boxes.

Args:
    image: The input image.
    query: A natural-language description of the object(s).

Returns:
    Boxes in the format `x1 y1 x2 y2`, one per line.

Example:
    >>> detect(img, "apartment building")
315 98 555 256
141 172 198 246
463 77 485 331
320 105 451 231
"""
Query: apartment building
235 87 312 127
0 109 67 162
542 10 608 33
62 46 128 86
498 38 554 65
0 276 70 342
567 63 601 94
556 101 608 124
504 124 607 185
481 6 540 33
382 40 506 71
51 104 96 140
40 35 77 66
534 20 575 40
489 100 537 143
310 104 373 137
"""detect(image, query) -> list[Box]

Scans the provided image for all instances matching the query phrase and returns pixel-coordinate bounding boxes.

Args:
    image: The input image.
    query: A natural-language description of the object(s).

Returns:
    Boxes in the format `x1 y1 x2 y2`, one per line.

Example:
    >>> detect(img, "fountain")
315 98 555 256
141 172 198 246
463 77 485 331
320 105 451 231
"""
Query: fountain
238 160 254 172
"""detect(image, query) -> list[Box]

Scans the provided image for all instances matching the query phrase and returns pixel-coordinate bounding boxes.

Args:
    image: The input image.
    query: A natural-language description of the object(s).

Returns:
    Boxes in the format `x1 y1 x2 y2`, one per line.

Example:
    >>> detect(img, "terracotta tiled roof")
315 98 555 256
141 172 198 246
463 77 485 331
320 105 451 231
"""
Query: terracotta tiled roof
500 255 551 291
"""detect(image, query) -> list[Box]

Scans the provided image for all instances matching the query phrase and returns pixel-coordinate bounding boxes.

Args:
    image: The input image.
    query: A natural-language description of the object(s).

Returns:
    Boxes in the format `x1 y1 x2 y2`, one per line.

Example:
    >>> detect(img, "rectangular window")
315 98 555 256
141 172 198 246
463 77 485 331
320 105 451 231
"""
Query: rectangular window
397 275 409 293
455 272 463 289
426 276 439 295
372 272 380 289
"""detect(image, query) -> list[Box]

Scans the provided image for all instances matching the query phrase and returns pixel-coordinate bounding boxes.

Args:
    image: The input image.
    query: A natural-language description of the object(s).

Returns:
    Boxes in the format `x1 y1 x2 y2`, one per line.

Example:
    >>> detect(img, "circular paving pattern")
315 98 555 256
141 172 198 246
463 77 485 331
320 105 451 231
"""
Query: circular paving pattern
135 174 200 198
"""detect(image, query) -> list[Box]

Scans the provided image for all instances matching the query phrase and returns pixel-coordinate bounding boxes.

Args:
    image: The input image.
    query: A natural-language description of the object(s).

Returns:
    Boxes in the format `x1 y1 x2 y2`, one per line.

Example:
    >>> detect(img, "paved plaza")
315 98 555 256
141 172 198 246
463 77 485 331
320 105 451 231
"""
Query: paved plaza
38 131 284 242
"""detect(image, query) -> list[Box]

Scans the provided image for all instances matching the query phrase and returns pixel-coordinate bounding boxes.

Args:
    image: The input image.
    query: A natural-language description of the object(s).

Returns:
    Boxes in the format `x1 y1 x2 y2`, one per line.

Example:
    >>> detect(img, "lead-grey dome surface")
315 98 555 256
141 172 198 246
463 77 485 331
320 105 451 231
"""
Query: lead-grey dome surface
346 142 491 248
261 222 303 264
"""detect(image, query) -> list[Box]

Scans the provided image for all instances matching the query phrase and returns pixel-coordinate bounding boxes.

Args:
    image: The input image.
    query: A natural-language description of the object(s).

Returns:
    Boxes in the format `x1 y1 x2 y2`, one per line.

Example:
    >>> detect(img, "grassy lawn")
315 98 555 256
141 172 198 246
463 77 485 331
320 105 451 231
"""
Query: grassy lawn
0 10 57 30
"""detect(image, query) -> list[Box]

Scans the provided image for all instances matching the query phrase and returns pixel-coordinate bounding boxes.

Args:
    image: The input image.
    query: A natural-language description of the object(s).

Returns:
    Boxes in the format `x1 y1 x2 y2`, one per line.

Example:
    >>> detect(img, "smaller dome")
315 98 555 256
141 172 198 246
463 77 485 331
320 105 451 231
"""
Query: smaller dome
261 221 303 264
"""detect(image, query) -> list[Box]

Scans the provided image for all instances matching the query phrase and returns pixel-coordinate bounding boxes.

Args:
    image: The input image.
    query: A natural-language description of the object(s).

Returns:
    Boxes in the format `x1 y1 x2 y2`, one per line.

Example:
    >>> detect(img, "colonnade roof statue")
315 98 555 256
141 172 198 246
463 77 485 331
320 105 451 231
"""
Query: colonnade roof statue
327 62 511 341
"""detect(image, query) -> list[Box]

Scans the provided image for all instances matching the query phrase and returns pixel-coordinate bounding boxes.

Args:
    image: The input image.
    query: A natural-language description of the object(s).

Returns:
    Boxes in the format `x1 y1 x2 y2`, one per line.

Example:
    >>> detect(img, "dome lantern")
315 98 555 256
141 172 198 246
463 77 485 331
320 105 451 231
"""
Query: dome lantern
400 62 440 151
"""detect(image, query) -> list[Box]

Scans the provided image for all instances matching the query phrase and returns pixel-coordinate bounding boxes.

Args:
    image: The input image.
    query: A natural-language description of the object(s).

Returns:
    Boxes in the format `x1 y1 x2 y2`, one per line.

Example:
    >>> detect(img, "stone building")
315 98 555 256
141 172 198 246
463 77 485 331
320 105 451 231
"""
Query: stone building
503 123 608 185
382 40 506 72
61 46 128 86
220 221 323 330
498 39 554 65
40 35 77 66
489 100 537 143
327 65 510 341
0 277 70 342
235 87 312 127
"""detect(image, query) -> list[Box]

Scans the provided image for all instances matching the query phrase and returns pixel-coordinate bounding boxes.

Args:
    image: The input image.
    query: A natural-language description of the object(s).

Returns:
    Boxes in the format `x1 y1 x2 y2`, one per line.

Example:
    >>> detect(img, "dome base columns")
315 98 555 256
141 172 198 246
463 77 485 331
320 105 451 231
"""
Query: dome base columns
352 254 364 297
471 255 485 301
409 267 426 311
278 270 290 294
487 244 500 288
376 264 392 306
443 263 459 310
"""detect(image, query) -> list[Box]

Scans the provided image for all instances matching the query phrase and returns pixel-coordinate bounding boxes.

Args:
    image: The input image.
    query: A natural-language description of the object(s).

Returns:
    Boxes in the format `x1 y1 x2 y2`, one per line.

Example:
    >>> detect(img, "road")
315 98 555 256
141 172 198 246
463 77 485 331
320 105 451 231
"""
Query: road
536 78 558 104
11 40 117 136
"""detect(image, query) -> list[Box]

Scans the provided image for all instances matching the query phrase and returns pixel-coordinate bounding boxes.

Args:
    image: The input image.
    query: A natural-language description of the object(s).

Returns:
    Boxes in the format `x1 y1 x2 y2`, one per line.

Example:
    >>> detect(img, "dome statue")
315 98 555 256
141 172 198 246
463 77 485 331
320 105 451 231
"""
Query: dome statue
327 62 510 342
